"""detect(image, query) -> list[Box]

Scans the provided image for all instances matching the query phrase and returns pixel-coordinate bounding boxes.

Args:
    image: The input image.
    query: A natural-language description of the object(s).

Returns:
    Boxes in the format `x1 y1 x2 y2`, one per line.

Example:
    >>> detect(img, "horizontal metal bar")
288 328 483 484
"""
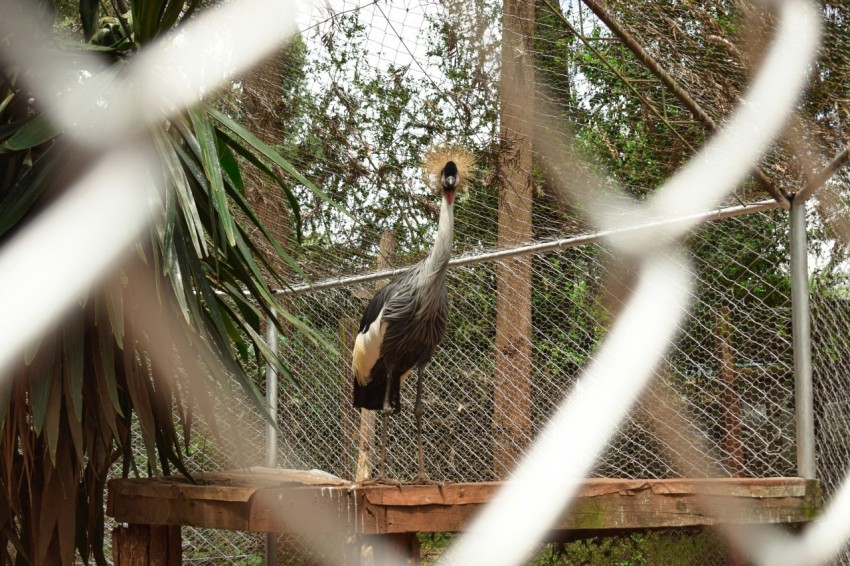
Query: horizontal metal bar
274 199 780 297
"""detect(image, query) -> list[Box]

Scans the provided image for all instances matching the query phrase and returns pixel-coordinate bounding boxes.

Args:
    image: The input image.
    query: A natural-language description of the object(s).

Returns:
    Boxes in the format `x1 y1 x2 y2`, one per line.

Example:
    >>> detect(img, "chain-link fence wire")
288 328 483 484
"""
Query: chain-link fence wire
270 209 795 484
812 280 850 566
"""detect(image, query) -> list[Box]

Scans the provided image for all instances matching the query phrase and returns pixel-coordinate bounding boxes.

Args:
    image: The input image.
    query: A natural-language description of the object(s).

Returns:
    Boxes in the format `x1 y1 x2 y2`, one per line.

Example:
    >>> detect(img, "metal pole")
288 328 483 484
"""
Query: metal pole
264 314 279 565
790 195 815 479
276 199 782 297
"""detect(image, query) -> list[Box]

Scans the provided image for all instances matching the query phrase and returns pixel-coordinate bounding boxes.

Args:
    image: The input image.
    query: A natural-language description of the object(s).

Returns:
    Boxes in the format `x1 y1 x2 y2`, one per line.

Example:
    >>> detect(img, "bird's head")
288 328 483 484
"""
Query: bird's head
441 161 459 204
423 145 475 206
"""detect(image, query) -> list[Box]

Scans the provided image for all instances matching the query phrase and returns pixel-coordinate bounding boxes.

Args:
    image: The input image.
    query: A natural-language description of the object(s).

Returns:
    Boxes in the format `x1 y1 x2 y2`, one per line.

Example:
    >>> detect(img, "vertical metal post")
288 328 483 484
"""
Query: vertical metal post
264 314 279 565
790 195 815 479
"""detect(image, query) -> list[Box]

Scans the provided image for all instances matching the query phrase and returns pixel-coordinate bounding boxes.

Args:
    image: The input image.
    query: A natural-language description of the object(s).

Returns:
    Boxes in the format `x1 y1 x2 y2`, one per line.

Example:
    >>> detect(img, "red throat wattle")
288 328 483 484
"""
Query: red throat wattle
445 190 455 205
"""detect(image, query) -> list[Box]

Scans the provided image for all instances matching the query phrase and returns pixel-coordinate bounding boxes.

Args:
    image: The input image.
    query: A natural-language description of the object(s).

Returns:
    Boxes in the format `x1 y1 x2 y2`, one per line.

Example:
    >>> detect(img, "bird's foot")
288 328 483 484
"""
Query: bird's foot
358 475 402 487
409 471 443 486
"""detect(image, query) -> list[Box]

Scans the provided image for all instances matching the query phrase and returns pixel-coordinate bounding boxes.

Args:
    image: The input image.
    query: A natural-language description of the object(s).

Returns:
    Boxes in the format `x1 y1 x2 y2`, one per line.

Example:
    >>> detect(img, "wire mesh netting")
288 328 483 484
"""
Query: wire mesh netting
812 283 850 566
237 0 850 286
272 210 796 483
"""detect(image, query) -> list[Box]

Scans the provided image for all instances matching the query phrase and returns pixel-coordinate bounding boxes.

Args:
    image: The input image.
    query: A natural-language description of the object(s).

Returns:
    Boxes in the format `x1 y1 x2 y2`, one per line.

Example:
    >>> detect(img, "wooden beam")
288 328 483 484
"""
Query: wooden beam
355 478 819 534
108 475 821 537
112 524 181 566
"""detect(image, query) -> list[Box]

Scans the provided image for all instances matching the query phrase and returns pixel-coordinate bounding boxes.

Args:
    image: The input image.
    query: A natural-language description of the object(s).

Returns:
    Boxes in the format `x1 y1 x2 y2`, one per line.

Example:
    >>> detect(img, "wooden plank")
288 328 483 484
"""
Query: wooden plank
107 468 346 507
362 483 499 506
110 493 251 531
148 525 182 566
107 476 821 536
647 478 809 498
360 478 810 507
109 478 258 503
247 485 354 534
368 480 819 534
113 525 150 566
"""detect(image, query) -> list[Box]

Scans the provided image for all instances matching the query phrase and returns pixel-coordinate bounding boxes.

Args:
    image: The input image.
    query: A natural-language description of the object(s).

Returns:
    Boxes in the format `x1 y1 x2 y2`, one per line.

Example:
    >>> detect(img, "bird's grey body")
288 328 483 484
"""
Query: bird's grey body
352 187 453 412
352 265 448 411
351 158 463 483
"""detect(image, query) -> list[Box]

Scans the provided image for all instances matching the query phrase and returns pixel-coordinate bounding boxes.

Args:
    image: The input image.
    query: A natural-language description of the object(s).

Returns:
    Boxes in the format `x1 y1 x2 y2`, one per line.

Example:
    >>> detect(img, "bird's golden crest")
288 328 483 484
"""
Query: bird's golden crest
422 145 476 195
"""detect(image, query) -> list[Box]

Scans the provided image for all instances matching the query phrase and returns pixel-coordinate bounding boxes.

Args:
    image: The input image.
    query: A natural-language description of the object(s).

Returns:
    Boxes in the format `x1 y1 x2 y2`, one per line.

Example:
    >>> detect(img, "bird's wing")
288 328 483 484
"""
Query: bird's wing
357 281 396 333
352 267 421 384
353 277 403 384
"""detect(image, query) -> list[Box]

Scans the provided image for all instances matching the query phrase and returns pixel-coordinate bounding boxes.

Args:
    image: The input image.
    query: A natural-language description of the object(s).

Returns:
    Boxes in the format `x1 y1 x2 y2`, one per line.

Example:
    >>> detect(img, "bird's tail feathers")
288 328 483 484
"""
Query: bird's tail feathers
353 375 401 412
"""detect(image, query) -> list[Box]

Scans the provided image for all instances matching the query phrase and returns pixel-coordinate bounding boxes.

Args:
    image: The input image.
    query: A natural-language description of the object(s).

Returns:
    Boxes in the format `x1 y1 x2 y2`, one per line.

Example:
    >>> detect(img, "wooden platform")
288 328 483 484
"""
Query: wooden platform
108 467 820 534
107 468 821 564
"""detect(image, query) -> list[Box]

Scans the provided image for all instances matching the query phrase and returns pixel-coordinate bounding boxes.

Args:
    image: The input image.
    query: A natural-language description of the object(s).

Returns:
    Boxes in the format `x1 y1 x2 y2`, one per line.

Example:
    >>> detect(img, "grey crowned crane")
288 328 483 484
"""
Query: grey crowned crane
352 147 473 483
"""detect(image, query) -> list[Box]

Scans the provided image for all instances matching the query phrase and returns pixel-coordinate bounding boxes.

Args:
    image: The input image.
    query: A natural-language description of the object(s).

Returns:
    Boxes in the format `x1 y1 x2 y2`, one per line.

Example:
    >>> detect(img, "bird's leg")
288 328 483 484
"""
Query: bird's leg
377 409 390 481
377 371 395 483
412 367 440 485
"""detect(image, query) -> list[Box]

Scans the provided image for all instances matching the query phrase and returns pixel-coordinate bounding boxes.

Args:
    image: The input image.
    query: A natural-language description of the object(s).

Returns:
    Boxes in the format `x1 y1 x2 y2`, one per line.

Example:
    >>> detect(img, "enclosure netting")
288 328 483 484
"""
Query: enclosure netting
111 0 850 563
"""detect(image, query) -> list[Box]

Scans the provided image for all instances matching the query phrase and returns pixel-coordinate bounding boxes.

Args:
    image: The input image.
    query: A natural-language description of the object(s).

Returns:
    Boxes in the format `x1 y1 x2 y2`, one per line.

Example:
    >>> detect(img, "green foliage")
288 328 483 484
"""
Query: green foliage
689 212 791 308
252 0 501 276
0 1 326 563
419 530 726 565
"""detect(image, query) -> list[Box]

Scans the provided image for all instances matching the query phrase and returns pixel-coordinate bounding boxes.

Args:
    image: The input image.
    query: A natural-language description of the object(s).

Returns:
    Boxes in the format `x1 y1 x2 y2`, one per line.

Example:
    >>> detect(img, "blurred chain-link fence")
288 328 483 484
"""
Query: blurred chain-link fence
274 209 796 484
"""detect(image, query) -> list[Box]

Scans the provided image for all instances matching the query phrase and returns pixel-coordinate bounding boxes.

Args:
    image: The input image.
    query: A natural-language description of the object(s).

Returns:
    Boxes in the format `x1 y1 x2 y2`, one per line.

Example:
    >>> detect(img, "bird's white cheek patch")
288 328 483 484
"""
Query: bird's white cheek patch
352 315 387 385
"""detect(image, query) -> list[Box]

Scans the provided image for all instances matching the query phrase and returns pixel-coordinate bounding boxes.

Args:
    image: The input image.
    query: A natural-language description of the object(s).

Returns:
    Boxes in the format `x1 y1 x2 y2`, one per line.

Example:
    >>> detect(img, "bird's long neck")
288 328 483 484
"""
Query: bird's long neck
419 195 454 290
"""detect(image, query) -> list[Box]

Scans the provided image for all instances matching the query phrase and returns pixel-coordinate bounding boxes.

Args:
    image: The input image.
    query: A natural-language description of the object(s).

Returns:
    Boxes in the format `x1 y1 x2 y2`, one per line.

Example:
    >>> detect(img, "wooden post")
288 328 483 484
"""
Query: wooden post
112 524 181 566
493 0 535 479
717 307 744 477
355 231 397 482
355 410 377 482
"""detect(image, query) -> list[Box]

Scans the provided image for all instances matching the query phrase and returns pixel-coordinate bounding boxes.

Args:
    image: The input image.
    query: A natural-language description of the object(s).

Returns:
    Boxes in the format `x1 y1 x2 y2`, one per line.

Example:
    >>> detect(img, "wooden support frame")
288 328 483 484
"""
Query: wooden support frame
112 524 181 566
107 469 821 564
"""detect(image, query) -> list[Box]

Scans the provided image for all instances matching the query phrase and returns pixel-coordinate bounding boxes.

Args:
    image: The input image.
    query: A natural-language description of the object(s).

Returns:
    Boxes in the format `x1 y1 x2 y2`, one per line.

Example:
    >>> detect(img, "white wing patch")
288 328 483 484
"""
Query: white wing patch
352 308 387 386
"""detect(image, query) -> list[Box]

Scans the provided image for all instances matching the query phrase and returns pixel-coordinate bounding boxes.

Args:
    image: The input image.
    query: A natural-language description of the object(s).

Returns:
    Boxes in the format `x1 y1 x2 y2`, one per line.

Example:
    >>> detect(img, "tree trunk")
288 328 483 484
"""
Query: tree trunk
240 50 294 280
493 0 535 479
717 307 744 477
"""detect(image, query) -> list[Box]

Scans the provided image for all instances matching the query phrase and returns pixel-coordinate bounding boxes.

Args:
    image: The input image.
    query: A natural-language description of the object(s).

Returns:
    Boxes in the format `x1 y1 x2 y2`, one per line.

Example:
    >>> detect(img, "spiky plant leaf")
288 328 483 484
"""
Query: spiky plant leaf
0 2 333 562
